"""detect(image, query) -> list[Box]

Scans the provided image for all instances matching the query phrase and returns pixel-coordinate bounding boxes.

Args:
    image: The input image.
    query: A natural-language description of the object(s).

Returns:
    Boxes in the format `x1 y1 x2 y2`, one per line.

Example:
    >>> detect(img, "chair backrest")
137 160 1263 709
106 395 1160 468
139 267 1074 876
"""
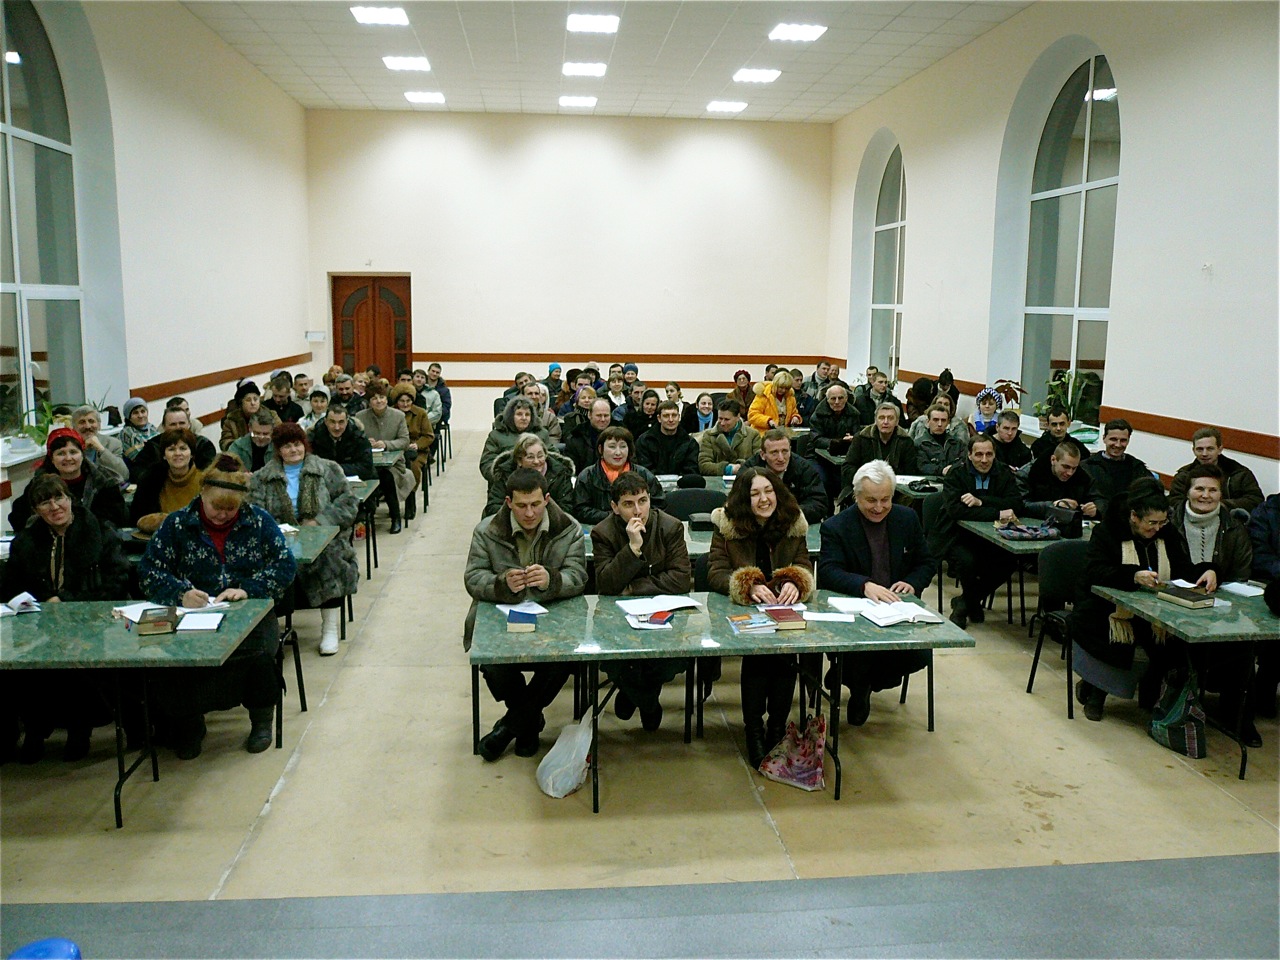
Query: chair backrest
1036 538 1091 610
664 487 726 520
492 396 507 418
709 391 728 408
919 491 947 557
693 552 711 592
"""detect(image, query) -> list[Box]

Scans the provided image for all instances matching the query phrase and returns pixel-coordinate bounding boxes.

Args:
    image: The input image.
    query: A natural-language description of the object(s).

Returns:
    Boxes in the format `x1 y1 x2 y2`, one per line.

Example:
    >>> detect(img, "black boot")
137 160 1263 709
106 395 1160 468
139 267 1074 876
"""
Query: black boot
478 714 516 762
404 494 416 521
245 707 274 753
387 498 402 534
765 665 797 747
173 715 207 760
742 669 769 769
513 712 545 757
745 725 768 769
63 724 92 762
1075 680 1106 721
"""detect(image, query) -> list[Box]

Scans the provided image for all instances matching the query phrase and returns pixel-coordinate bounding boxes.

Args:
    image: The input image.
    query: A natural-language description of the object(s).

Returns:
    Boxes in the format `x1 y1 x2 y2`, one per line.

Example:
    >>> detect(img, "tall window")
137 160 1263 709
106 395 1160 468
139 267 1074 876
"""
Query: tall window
1 0 81 434
870 146 904 378
1021 56 1119 425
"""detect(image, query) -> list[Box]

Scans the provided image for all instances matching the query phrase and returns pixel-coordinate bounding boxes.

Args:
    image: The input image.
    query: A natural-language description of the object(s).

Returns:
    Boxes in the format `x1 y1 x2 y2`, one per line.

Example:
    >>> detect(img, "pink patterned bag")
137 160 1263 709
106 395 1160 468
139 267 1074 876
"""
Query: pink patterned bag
758 715 826 791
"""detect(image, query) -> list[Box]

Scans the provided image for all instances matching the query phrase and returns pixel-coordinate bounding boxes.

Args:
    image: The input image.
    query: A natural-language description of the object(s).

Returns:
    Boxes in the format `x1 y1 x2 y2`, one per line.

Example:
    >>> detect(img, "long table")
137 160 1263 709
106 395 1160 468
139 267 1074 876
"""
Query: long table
469 590 974 810
579 521 822 560
0 598 273 827
959 519 1095 625
349 478 381 579
1092 586 1279 779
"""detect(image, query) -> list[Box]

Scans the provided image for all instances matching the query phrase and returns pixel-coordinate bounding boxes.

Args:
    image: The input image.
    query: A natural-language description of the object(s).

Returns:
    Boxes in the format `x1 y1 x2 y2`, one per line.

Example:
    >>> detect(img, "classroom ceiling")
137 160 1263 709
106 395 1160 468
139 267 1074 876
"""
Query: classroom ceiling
181 1 1029 122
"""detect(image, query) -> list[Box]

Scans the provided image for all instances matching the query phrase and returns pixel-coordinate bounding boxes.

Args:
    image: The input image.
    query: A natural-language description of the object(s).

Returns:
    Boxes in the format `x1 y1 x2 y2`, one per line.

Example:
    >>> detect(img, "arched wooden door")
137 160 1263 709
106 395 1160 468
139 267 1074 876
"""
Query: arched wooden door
330 276 411 376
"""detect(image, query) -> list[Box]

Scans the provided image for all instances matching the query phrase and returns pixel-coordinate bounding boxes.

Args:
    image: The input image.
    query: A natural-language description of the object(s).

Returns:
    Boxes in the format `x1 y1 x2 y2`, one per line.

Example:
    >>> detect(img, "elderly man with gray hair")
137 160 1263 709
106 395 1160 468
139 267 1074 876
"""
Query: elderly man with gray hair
818 459 936 726
71 405 129 485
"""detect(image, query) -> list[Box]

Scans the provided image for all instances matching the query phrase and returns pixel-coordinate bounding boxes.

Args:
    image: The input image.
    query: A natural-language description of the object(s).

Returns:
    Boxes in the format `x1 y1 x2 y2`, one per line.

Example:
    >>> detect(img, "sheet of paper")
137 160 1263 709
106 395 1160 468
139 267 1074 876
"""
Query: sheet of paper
614 595 701 616
826 597 877 614
277 523 299 534
625 614 672 631
756 603 806 612
177 614 224 631
1219 581 1265 598
345 475 362 482
496 601 549 615
574 642 602 654
178 601 230 614
700 638 721 648
802 612 863 623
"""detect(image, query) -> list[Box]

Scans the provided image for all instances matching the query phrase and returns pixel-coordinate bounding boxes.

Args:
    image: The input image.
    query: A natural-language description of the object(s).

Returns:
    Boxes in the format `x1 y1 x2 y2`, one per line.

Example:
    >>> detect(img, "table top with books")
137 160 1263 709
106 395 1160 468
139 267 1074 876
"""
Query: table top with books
1092 582 1280 645
469 591 974 666
959 517 1094 555
0 598 273 670
370 449 405 468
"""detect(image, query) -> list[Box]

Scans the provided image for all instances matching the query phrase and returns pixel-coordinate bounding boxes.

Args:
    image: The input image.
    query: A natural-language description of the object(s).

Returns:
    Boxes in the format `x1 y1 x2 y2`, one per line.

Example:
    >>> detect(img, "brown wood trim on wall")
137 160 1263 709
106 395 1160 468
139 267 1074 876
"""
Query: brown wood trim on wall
416 352 847 367
131 353 314 404
449 379 768 390
896 369 985 396
1099 406 1280 461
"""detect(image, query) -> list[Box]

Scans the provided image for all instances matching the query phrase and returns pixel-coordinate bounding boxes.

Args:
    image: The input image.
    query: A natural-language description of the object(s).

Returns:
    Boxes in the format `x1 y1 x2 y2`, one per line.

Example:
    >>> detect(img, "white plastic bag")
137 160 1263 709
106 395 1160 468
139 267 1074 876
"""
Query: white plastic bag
536 714 593 798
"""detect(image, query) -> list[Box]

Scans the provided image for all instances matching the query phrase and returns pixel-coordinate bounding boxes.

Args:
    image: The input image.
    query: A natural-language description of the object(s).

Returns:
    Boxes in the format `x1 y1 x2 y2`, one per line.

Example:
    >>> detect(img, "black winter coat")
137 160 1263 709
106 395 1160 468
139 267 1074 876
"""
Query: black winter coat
1 503 130 601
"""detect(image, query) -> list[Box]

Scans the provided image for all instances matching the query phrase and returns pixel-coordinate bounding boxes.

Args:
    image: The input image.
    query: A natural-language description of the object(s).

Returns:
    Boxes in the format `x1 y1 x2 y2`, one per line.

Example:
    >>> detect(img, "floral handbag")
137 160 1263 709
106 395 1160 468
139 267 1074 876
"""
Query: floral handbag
759 715 827 791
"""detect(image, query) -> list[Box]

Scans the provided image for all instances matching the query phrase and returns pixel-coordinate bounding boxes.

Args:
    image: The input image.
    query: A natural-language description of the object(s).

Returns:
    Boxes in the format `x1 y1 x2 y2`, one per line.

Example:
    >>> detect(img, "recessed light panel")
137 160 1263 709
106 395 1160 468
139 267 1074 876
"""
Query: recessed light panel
707 101 747 114
733 68 780 83
567 14 619 34
4 51 19 64
768 23 827 42
404 91 445 104
563 62 607 77
559 95 598 108
384 56 430 71
351 7 409 26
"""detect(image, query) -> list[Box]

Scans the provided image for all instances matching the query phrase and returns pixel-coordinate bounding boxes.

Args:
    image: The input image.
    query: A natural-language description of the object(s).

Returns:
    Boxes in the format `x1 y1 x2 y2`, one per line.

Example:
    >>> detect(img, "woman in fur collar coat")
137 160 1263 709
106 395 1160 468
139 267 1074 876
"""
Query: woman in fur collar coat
708 466 815 768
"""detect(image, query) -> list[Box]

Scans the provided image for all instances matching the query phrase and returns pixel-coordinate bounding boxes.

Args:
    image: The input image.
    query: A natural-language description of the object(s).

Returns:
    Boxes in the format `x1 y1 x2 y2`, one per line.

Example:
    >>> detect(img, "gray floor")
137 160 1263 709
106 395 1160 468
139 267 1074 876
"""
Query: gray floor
2 854 1276 959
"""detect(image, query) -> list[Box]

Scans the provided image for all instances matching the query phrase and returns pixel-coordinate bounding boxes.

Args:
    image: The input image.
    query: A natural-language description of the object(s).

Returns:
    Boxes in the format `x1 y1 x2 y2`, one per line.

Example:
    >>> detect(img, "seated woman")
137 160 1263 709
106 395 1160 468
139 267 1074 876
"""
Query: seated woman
119 397 160 460
139 454 296 759
682 391 716 435
708 467 816 768
0 474 131 762
130 428 207 528
560 385 597 435
298 384 329 433
748 371 803 434
621 388 660 440
479 397 551 482
484 433 575 518
529 382 562 442
728 369 754 414
220 381 280 451
664 381 690 421
354 380 417 532
8 428 128 533
389 383 435 506
1073 478 1207 722
968 387 1002 437
248 423 359 657
570 426 664 524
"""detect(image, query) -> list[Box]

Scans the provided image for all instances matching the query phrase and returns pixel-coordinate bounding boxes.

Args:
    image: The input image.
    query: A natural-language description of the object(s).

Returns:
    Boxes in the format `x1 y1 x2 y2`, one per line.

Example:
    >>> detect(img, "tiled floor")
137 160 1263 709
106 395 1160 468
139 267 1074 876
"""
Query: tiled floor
2 430 1277 953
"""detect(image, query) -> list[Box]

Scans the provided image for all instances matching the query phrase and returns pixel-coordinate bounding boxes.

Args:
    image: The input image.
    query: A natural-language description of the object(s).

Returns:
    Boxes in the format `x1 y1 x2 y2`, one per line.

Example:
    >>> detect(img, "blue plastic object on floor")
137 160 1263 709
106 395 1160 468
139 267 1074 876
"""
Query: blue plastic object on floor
8 938 82 959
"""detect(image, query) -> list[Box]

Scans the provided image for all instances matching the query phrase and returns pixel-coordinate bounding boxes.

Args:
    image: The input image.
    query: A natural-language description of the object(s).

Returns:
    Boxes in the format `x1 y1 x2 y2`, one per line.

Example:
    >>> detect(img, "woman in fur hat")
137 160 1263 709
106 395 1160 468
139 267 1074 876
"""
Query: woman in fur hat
219 380 280 451
708 466 815 768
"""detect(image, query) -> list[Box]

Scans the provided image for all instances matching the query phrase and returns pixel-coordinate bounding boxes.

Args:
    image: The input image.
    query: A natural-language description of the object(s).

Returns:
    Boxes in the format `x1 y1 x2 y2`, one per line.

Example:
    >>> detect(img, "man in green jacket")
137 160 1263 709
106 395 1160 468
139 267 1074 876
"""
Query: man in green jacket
698 399 761 476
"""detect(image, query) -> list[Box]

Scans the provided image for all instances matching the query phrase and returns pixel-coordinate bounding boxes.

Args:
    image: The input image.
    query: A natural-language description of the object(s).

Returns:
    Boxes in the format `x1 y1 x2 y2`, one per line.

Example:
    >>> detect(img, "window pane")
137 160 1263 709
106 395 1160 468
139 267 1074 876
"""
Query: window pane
1 136 11 283
1086 57 1120 182
875 147 902 226
1079 185 1117 308
870 308 895 373
12 137 78 284
27 299 83 405
1025 192 1081 307
0 292 18 432
4 0 71 144
871 227 897 304
1031 60 1090 193
895 225 905 304
1020 313 1073 411
1074 320 1107 425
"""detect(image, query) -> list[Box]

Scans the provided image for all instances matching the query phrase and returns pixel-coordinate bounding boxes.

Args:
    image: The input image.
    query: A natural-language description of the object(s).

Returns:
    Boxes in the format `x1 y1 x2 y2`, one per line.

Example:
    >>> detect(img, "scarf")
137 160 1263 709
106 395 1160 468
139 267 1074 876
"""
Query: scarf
1110 539 1170 645
1182 503 1221 566
197 499 238 562
49 529 66 596
600 461 629 485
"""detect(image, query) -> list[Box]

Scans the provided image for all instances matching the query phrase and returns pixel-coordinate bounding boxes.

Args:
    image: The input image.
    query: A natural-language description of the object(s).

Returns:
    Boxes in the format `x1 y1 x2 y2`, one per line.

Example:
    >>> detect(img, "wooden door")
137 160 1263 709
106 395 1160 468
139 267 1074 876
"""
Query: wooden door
330 276 411 376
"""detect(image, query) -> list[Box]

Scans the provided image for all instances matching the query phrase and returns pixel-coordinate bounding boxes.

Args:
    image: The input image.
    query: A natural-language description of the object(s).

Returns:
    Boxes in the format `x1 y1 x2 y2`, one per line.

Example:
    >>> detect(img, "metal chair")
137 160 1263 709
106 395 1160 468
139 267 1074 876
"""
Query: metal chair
663 487 726 521
1026 538 1091 717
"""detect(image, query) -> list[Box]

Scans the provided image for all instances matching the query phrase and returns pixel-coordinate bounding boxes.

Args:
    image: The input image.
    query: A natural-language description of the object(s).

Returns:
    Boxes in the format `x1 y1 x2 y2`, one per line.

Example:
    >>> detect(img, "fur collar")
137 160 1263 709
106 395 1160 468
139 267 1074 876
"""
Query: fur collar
710 506 808 541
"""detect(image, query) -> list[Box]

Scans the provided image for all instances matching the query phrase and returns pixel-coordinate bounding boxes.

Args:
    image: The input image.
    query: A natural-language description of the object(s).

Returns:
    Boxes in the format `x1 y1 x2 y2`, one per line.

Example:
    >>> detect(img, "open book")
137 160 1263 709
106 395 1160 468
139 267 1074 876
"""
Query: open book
0 592 40 617
860 601 944 627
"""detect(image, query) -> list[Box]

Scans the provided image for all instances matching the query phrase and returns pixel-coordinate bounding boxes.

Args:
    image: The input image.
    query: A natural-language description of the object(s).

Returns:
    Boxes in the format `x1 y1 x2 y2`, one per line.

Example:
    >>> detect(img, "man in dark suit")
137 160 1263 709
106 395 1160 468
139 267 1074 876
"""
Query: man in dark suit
819 459 937 726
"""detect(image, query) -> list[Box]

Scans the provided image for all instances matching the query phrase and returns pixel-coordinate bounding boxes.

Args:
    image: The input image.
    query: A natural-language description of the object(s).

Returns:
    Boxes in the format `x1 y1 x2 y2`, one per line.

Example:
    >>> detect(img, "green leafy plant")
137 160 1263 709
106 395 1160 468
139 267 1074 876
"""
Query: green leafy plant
1032 370 1101 424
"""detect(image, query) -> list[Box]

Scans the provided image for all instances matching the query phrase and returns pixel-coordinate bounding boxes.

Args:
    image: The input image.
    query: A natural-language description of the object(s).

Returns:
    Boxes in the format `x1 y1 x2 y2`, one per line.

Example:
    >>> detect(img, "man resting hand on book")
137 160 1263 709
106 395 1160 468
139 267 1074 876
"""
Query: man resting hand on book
818 460 938 726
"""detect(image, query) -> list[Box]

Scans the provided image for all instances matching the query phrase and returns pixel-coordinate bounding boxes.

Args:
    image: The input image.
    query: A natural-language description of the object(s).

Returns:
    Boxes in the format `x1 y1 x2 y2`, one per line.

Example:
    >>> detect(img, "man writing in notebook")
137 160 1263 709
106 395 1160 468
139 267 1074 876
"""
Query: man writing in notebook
818 460 936 726
591 472 692 732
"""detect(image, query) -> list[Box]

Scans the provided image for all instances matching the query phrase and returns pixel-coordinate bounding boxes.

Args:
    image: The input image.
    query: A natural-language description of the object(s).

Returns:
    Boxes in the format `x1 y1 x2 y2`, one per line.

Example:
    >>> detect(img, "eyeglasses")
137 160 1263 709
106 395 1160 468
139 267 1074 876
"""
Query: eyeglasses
1136 515 1168 529
35 494 71 509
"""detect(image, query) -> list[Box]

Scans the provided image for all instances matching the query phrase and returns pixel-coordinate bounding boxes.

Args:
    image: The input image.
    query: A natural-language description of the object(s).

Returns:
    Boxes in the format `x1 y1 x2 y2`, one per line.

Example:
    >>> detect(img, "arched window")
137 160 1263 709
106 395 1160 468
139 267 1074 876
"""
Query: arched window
870 145 905 378
1 0 82 433
1020 55 1118 425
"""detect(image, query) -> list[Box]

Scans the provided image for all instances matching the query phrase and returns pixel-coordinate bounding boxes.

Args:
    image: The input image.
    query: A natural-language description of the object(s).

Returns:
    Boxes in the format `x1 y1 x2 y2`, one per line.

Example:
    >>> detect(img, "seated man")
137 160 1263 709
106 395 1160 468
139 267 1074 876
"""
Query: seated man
852 370 902 424
931 435 1024 628
1029 406 1086 462
422 363 451 424
591 473 692 731
744 429 829 523
985 410 1032 471
227 411 277 473
262 372 303 423
1019 441 1099 520
564 398 615 474
308 404 375 481
1083 418 1150 516
635 400 699 476
698 399 762 476
464 468 587 761
293 372 313 405
803 360 831 401
913 403 967 477
1168 426 1264 515
71 405 129 485
841 402 918 500
502 371 536 403
808 383 859 457
129 405 218 481
819 460 935 725
331 373 366 415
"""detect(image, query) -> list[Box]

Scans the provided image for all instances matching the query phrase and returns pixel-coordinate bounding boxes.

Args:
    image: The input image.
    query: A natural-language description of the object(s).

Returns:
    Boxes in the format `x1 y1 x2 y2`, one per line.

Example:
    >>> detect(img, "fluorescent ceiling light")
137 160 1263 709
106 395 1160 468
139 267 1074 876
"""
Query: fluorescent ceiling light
563 62 607 77
733 68 780 84
567 14 619 34
707 101 747 114
4 51 19 65
768 23 827 42
383 56 430 71
559 95 598 108
404 91 445 104
1086 87 1117 102
351 7 408 26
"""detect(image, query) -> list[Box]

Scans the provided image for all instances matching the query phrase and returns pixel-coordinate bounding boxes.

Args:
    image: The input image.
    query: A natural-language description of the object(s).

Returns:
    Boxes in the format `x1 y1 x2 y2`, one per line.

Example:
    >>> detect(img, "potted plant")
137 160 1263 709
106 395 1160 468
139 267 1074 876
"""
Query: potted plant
991 378 1025 413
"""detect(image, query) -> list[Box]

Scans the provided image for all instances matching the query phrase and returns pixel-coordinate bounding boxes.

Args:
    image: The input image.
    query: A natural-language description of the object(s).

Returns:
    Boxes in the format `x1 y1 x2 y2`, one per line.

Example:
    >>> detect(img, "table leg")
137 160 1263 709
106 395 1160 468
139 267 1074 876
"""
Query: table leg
1235 646 1254 780
927 649 936 732
1018 565 1027 626
695 659 704 739
370 501 379 570
683 659 693 745
829 654 843 802
363 501 373 580
112 671 158 830
590 662 600 814
471 665 480 755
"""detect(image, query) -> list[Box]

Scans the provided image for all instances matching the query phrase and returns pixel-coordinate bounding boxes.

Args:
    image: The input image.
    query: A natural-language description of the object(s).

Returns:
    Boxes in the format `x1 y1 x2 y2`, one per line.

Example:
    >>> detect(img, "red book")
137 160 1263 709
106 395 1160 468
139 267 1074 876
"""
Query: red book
765 607 807 630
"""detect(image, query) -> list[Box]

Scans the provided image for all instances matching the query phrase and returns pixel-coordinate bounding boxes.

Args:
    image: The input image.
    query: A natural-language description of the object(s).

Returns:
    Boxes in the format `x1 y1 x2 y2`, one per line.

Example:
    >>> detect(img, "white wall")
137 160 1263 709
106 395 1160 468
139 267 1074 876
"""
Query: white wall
828 1 1278 485
82 2 311 426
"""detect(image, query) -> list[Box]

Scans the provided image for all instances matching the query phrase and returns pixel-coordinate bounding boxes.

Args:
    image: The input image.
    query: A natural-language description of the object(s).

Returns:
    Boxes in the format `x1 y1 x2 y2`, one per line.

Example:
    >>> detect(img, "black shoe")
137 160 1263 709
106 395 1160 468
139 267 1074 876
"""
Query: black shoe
949 596 968 629
245 712 274 754
478 718 516 762
63 726 92 762
404 496 416 521
640 702 663 732
969 598 985 624
1075 680 1105 721
175 738 203 760
847 681 873 727
19 734 46 765
614 691 636 721
388 519 402 535
513 714 545 757
745 725 768 769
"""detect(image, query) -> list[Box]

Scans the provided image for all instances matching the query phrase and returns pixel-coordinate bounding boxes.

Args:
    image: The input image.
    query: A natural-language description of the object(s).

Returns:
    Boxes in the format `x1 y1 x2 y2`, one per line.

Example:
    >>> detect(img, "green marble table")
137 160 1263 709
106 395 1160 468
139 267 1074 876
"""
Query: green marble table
815 448 847 468
959 519 1094 625
894 475 944 501
284 524 339 565
1092 585 1278 779
348 478 381 579
370 449 404 468
470 590 973 807
1 598 272 827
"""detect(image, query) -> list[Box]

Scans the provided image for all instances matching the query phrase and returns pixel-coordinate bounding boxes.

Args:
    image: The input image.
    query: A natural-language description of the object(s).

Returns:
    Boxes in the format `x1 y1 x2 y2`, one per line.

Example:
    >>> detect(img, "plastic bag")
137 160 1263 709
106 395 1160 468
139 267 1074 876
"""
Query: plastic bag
536 714 593 798
759 715 826 791
1148 666 1207 759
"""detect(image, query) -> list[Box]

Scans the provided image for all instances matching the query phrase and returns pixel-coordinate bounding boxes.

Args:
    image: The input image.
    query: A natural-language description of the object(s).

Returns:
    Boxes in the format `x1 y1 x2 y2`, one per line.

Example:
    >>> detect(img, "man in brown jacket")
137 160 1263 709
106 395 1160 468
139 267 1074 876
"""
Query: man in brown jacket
591 472 693 731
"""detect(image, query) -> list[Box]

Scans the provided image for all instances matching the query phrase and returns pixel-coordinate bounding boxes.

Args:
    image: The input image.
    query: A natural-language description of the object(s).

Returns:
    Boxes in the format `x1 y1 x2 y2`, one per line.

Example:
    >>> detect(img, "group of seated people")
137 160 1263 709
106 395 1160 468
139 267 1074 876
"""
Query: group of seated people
467 362 1280 768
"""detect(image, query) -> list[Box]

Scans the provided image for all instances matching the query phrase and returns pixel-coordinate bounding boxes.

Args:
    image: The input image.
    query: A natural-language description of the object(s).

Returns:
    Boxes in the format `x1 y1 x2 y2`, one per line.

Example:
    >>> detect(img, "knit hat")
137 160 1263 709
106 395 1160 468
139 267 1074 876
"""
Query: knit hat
975 387 1003 409
234 380 261 402
45 427 84 455
622 362 639 374
122 397 148 420
388 383 417 404
308 384 330 400
548 362 561 373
